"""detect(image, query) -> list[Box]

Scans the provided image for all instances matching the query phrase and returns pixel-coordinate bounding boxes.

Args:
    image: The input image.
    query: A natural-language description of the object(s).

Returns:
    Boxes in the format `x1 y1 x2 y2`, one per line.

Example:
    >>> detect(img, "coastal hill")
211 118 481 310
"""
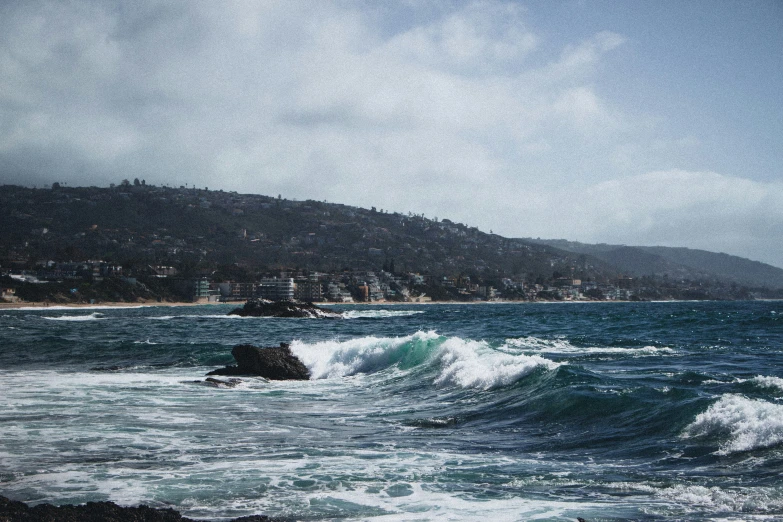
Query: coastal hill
1 183 782 301
0 183 619 282
527 239 783 290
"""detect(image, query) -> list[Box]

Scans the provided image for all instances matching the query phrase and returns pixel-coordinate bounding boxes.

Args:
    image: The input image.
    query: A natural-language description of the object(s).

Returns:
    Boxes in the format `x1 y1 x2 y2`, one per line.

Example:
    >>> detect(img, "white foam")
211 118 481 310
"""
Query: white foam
506 337 674 356
291 331 440 379
435 337 560 389
682 394 783 454
307 487 603 522
291 332 560 389
612 482 783 514
42 312 105 321
749 375 783 392
342 310 425 319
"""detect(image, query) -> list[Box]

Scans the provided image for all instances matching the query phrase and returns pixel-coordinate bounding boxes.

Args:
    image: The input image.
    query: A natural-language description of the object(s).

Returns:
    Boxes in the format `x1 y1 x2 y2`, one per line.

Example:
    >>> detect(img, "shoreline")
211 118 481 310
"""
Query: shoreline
1 298 778 310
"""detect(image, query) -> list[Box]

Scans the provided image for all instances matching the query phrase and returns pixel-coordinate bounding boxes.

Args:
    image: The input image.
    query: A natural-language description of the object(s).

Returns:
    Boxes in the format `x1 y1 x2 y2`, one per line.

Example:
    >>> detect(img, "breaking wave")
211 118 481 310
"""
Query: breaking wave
290 331 559 389
681 394 783 454
748 375 783 392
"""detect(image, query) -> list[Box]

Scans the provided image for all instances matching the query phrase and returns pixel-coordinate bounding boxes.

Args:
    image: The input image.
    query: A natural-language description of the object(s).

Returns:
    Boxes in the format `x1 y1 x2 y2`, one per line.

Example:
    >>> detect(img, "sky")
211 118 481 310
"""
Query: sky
1 0 781 267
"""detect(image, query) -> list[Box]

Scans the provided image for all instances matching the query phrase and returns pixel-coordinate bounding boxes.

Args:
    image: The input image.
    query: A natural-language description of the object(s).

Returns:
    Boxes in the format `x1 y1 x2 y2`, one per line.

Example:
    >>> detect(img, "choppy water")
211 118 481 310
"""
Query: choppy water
1 301 782 521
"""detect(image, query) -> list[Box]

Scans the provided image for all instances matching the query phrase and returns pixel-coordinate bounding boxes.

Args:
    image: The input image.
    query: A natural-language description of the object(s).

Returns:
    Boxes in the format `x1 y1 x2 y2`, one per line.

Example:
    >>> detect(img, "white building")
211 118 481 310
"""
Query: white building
257 278 295 301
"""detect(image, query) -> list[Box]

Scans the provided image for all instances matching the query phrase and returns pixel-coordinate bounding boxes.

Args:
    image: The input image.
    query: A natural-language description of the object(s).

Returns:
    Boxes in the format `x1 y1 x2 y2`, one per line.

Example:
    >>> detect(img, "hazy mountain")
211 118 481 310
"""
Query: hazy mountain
527 239 783 289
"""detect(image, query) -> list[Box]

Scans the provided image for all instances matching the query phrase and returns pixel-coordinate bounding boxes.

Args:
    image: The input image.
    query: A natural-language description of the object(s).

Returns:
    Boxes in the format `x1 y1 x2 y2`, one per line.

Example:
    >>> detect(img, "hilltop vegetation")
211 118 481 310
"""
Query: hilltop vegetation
1 183 781 302
0 183 608 281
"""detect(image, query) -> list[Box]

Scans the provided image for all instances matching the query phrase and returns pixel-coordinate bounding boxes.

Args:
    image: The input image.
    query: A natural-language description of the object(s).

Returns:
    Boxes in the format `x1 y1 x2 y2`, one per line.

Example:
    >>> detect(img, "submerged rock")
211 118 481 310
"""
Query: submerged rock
228 298 342 318
207 343 311 380
0 494 279 521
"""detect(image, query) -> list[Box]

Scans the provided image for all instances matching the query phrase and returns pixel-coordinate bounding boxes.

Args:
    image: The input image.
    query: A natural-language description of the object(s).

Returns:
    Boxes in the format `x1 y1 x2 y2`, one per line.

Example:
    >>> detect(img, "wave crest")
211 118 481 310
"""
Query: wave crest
290 331 559 389
749 375 783 392
682 394 783 454
506 337 673 356
342 310 425 319
42 312 105 322
435 337 560 389
291 331 440 379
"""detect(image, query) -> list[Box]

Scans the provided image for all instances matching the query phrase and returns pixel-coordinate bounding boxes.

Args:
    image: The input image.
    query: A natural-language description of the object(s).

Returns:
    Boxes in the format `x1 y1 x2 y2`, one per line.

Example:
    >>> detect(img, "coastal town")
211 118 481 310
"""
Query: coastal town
1 183 781 305
0 258 770 305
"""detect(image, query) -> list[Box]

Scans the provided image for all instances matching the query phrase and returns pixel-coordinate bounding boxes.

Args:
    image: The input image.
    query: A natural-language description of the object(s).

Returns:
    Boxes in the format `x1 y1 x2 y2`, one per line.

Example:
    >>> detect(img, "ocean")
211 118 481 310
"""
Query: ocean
1 301 781 521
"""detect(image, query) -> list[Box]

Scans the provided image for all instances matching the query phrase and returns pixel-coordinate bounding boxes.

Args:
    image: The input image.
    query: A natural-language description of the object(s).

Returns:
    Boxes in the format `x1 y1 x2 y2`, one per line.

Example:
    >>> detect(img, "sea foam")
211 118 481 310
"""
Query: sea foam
682 394 783 454
749 375 783 392
290 331 559 389
342 309 425 319
290 331 441 379
611 482 783 514
506 337 674 357
42 312 105 321
435 337 560 389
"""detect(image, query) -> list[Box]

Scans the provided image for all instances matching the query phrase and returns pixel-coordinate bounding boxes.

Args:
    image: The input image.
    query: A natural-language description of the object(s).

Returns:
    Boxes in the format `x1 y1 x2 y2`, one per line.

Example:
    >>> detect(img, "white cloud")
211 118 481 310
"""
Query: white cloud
504 170 783 264
0 1 779 266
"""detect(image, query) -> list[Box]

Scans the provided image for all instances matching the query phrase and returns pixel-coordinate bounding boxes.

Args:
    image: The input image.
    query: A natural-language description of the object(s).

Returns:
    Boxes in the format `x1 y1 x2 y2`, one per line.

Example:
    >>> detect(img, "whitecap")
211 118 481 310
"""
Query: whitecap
42 312 105 322
290 332 560 389
291 331 440 379
506 337 674 357
681 394 783 454
435 337 560 390
343 310 425 319
749 375 783 392
610 482 783 513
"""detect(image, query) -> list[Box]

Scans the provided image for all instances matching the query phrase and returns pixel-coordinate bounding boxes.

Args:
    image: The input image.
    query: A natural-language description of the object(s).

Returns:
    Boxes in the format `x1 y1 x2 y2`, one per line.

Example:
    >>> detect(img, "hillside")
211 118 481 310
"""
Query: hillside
0 183 614 283
1 184 781 301
527 239 783 290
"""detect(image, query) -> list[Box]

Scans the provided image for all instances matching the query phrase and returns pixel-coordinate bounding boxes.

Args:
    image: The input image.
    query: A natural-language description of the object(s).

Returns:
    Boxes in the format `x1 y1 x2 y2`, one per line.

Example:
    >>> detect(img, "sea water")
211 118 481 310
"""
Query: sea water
0 301 781 521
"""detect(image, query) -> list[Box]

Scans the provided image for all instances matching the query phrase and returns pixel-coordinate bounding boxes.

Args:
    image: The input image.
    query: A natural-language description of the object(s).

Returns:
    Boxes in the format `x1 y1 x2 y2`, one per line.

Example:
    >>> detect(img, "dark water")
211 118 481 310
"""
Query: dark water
1 301 782 521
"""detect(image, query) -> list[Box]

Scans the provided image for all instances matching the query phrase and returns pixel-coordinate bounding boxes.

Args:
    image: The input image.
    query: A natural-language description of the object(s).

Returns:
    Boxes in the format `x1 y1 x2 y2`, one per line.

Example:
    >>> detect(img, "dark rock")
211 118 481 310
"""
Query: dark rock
204 365 245 376
185 377 244 388
207 343 311 380
205 377 242 387
0 495 279 521
228 298 341 318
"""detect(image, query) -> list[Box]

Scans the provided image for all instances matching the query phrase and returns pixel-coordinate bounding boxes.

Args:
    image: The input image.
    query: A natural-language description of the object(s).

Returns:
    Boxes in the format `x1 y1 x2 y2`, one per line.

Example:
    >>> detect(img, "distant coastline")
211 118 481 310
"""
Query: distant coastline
3 297 778 311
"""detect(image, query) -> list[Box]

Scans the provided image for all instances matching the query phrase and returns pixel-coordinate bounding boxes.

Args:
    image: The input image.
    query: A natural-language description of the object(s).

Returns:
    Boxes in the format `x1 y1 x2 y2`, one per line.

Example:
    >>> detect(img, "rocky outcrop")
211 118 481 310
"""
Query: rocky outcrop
0 495 277 521
228 299 342 318
207 343 311 380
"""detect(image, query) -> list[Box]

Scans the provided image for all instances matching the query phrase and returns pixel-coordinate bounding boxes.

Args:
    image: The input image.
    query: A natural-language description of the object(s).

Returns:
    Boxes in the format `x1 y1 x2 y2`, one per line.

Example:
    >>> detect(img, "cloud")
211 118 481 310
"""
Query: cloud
508 170 783 265
0 1 778 266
